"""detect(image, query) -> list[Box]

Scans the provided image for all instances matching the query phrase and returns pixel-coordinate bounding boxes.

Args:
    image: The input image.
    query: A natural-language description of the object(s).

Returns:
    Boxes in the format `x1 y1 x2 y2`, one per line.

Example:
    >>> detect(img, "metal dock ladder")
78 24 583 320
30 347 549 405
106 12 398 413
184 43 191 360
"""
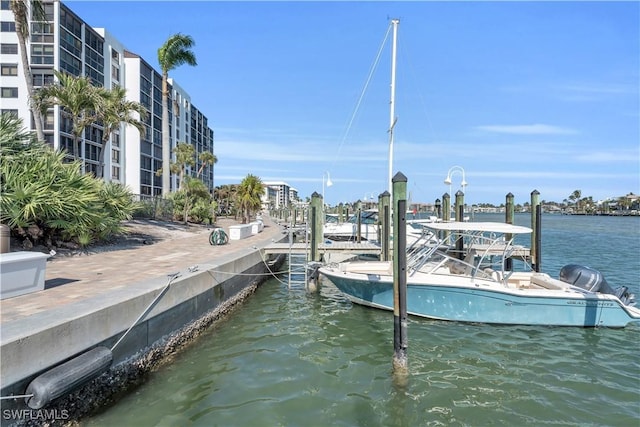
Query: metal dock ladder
287 209 310 289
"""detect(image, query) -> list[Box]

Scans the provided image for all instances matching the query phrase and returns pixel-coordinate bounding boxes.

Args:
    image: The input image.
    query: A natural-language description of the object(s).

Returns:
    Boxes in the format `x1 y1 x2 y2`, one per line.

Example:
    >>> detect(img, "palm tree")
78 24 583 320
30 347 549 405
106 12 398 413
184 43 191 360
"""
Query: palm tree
214 184 234 217
97 86 147 179
236 174 264 223
157 33 197 197
172 142 196 191
0 111 39 153
33 70 104 164
196 151 217 178
178 177 210 224
10 0 47 142
568 190 582 213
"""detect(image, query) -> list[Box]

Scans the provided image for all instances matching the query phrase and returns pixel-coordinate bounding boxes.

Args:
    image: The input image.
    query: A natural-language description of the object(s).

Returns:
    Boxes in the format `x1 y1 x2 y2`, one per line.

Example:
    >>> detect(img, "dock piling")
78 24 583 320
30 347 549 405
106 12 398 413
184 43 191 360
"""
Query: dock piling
392 172 408 376
530 190 540 272
505 193 515 271
379 191 391 261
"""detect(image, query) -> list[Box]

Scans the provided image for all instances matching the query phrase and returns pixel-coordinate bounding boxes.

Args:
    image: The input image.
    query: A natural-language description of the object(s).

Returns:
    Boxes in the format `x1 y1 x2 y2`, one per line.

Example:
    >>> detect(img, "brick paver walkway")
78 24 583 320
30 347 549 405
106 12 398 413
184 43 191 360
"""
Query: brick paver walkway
0 217 285 324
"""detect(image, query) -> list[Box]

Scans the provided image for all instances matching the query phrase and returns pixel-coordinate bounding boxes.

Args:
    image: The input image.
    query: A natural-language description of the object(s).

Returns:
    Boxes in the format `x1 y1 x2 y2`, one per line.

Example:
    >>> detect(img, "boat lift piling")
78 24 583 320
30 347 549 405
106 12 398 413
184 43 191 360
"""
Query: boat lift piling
392 172 408 376
534 204 542 273
455 190 465 259
310 192 323 262
379 191 391 261
442 193 451 222
505 193 515 271
531 190 541 272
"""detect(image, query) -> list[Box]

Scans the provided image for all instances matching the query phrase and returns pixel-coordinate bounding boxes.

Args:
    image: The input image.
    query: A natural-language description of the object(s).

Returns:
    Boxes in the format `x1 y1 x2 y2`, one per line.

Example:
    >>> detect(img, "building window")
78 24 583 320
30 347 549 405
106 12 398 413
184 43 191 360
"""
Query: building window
1 43 17 54
1 109 18 116
111 65 120 81
31 22 54 43
0 1 11 10
111 149 120 163
1 87 18 98
111 166 120 180
32 72 54 87
31 44 55 66
1 64 17 76
44 110 54 130
1 21 16 32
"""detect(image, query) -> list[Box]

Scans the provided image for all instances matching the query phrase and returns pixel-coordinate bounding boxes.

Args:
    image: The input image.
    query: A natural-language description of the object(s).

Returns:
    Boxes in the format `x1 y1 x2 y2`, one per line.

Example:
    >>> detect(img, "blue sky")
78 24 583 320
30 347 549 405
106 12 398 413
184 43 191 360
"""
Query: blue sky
67 1 639 206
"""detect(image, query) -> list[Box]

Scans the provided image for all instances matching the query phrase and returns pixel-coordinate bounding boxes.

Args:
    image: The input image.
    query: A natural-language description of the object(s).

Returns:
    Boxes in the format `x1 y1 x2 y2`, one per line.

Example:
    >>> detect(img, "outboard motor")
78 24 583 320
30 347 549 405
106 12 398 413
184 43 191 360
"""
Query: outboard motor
559 264 615 295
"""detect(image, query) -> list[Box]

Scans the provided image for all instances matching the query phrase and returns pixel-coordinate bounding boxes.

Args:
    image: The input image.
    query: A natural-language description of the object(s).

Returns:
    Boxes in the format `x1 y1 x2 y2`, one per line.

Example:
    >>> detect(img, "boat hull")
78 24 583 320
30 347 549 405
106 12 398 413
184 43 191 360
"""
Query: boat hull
320 268 640 328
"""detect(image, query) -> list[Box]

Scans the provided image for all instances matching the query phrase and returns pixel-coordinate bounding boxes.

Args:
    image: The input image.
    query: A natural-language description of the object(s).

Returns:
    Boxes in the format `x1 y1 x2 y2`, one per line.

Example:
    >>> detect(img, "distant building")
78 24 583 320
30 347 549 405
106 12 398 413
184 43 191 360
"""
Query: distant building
0 0 215 196
262 181 292 209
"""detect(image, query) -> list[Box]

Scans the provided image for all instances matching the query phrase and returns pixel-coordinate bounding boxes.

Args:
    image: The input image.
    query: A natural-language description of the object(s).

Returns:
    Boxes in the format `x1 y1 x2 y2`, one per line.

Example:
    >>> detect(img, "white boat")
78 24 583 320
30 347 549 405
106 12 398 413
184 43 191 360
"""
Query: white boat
324 210 438 244
319 221 640 327
323 210 379 242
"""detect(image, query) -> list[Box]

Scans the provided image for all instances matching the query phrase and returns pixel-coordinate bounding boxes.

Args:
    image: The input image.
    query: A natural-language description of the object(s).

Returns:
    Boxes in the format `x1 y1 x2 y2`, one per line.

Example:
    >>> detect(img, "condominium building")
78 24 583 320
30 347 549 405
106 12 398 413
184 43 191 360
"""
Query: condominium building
0 0 215 196
262 181 293 209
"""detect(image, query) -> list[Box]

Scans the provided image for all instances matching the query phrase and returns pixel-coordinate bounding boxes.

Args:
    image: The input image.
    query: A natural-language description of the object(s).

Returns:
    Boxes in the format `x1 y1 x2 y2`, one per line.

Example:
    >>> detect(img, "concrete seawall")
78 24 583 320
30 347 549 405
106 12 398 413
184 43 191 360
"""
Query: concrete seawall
0 217 287 424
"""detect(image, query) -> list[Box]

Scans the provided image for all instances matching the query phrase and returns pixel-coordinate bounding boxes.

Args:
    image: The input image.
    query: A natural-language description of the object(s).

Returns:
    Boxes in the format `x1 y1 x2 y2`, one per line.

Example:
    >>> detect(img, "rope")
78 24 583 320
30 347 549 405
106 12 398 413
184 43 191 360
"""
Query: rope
331 21 393 170
0 394 33 400
258 248 289 285
110 272 181 352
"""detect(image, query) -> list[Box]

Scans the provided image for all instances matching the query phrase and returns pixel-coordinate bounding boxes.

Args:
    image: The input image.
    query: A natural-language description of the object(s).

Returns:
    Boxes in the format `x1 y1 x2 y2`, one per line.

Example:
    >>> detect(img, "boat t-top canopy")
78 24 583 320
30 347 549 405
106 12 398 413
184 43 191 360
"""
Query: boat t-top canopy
425 221 532 234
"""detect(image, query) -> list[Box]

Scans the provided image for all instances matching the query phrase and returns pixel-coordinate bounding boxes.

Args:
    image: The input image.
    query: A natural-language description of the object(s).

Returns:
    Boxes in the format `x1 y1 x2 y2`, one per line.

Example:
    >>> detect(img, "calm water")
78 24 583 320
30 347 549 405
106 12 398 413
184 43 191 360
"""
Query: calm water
84 214 639 426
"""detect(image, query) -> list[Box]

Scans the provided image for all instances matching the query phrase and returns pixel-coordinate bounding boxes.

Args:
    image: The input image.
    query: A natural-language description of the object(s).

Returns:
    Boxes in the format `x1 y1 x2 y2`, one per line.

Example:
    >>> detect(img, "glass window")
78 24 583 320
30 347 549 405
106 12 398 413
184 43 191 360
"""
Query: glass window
32 72 54 87
44 110 54 130
1 43 18 54
1 21 16 32
1 87 18 98
1 64 17 76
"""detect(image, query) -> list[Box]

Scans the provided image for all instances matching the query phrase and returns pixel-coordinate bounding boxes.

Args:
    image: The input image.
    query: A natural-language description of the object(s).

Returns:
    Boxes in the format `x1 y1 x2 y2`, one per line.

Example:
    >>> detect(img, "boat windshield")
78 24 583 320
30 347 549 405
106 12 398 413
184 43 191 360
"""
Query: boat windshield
408 224 533 282
346 210 378 225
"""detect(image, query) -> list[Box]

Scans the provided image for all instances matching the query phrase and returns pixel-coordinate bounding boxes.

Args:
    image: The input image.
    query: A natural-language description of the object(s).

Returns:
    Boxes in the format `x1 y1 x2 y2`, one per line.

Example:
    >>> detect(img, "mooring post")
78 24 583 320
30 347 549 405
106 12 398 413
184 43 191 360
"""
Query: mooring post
454 191 465 259
338 203 344 223
380 191 391 261
435 198 441 220
442 193 451 243
505 193 515 271
535 204 542 273
442 193 451 222
530 190 540 272
310 192 323 262
392 172 408 376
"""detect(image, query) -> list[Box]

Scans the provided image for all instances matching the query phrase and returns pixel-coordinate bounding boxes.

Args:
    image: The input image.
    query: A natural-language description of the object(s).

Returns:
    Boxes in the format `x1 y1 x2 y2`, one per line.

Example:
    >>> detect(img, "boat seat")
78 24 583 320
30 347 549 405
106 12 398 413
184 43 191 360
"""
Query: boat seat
530 274 568 290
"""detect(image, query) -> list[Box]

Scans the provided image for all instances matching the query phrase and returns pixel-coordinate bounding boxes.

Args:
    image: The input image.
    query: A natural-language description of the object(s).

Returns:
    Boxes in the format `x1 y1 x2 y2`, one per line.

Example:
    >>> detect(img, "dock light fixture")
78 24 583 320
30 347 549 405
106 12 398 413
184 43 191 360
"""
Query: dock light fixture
444 166 467 197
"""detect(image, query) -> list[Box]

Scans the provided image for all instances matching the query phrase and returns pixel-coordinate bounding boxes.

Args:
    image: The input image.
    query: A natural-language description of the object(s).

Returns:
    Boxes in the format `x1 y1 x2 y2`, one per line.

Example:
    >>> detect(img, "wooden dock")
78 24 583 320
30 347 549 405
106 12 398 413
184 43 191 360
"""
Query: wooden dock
263 241 381 256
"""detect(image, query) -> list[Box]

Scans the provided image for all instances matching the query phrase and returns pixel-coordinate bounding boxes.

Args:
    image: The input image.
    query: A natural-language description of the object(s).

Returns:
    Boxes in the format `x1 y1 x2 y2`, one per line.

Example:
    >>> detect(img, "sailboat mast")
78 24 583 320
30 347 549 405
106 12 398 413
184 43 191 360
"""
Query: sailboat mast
388 19 399 196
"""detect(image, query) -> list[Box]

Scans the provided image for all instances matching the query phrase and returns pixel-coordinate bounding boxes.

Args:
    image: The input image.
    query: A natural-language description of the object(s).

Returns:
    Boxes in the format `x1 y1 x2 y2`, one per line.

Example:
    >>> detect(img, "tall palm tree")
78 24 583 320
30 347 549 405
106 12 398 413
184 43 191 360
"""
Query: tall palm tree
33 70 104 164
172 142 196 191
196 151 217 178
97 86 147 179
157 33 197 197
10 0 46 142
236 174 264 224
